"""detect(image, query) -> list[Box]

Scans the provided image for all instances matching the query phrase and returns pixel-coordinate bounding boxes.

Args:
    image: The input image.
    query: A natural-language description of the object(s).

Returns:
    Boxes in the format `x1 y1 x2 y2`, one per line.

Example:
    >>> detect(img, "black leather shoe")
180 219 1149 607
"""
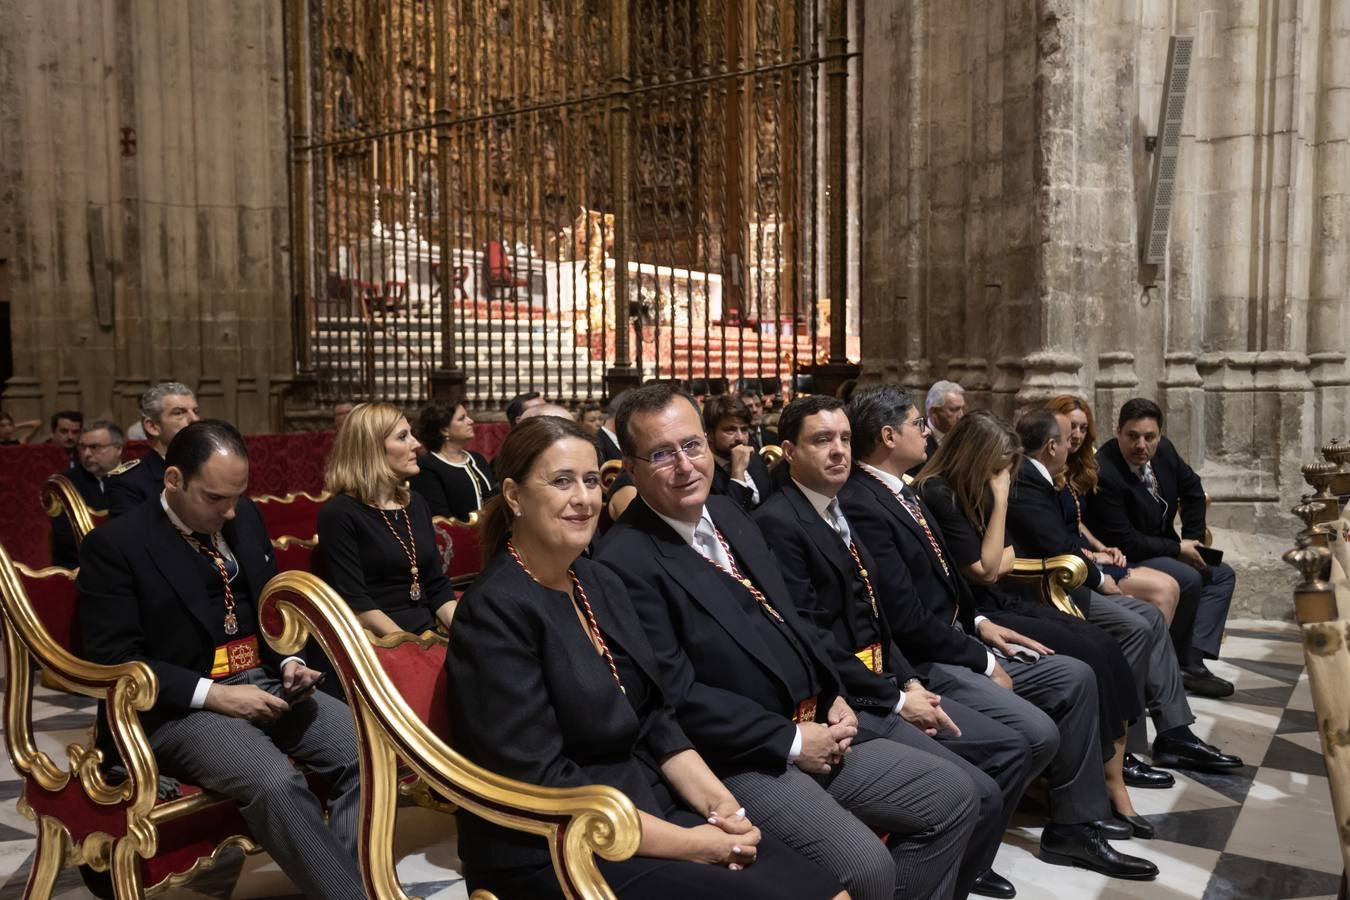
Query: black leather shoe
1123 753 1175 788
1039 823 1159 880
1113 809 1156 840
1182 662 1235 698
1151 734 1244 772
970 869 1016 898
1093 817 1132 840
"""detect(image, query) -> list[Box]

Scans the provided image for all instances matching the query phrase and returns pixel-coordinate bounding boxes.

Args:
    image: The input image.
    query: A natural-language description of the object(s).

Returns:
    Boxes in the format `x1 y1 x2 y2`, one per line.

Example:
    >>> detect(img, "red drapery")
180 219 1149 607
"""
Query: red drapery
2 423 511 569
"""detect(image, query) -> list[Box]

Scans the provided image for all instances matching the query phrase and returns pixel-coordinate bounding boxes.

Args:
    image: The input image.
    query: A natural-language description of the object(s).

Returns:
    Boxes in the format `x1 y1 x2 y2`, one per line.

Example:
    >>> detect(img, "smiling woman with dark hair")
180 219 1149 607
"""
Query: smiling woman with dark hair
447 417 844 900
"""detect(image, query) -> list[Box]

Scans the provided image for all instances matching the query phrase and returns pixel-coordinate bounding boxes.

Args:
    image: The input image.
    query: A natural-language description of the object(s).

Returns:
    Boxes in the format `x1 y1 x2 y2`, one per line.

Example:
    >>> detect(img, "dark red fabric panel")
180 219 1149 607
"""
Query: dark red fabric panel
19 570 79 655
467 422 509 461
374 640 452 741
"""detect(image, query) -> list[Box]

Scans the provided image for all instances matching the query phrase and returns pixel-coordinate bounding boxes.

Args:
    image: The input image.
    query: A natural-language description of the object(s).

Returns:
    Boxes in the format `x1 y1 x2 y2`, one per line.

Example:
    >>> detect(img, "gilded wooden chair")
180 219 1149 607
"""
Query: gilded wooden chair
599 459 625 492
758 444 784 469
0 543 265 898
259 570 641 900
271 534 319 574
432 512 482 589
41 473 106 546
251 490 330 543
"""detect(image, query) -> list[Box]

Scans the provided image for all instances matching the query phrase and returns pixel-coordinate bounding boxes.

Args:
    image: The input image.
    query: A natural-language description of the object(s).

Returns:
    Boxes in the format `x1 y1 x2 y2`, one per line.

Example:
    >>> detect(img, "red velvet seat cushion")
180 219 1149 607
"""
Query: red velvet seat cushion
255 496 325 542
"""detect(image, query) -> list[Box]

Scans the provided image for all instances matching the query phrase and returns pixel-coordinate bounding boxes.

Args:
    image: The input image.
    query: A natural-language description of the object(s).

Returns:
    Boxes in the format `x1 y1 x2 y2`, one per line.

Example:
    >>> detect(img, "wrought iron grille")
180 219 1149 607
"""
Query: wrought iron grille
286 0 859 410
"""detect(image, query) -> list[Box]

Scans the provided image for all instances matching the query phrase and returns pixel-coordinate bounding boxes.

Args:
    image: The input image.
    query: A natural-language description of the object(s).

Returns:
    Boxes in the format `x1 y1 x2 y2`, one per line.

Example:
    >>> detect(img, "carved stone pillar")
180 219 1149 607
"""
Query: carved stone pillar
53 376 81 414
1 376 44 423
1093 352 1140 430
990 357 1024 423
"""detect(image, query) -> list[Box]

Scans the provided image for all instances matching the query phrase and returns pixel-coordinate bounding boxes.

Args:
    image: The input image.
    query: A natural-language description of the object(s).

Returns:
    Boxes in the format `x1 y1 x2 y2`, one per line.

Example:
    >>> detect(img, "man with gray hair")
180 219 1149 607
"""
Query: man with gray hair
106 382 200 517
925 381 966 448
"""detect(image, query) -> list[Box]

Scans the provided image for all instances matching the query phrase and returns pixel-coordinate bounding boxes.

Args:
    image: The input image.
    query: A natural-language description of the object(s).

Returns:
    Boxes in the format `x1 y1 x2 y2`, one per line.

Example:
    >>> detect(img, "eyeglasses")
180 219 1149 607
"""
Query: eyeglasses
631 436 708 468
78 442 116 452
902 416 929 435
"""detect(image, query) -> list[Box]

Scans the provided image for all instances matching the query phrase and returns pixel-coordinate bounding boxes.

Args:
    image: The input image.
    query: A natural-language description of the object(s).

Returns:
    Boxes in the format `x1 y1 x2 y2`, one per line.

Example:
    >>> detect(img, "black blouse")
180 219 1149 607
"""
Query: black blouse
447 552 691 878
314 492 455 633
409 450 496 520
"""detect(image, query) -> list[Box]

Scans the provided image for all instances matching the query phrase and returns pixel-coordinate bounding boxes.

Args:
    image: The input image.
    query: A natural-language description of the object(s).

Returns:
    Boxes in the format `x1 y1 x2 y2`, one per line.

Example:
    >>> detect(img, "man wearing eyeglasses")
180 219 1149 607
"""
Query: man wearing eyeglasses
51 419 124 567
596 382 982 900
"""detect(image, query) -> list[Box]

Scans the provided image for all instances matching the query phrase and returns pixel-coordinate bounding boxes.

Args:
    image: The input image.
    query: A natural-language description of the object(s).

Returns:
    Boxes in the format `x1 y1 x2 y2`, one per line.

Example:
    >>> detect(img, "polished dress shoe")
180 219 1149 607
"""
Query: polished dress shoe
1123 752 1175 788
970 869 1016 898
1112 809 1156 840
1039 823 1159 880
1093 817 1132 840
1151 734 1244 772
1182 662 1235 698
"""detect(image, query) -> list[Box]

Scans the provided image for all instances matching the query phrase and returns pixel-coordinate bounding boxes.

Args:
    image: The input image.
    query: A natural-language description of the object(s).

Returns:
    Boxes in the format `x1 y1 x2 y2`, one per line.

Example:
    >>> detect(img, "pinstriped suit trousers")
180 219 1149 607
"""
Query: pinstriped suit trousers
149 668 364 900
723 727 981 900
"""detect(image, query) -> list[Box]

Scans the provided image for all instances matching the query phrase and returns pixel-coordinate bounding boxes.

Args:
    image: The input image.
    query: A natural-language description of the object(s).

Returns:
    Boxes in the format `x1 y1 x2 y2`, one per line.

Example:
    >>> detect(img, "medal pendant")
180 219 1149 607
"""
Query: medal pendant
224 612 239 636
740 578 753 588
411 565 419 577
410 583 423 603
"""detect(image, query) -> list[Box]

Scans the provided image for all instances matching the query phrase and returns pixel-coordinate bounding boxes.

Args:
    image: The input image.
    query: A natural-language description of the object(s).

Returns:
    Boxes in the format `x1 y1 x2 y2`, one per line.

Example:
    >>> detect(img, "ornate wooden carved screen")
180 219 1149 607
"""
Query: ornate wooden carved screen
286 0 858 409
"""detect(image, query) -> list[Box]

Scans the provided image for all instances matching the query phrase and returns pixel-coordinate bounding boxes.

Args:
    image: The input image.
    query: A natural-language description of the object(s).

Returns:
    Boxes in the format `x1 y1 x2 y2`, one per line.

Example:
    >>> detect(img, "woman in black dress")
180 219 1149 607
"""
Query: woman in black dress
317 402 457 635
409 400 496 520
914 410 1146 828
446 417 845 900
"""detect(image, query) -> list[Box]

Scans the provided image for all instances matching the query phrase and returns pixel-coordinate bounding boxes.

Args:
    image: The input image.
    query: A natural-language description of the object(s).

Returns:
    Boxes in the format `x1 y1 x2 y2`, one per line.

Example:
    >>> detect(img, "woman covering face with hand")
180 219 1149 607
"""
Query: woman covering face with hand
445 417 846 900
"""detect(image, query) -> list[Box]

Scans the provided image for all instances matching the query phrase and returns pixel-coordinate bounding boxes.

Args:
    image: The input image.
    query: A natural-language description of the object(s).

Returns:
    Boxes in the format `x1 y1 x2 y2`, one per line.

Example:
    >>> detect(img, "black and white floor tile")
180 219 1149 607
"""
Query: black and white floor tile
0 620 1339 899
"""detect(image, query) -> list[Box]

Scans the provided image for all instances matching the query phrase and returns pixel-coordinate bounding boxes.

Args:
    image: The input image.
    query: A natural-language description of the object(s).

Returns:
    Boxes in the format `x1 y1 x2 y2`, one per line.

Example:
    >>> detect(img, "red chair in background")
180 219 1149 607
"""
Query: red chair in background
484 240 528 300
432 514 482 590
272 535 318 574
252 491 329 543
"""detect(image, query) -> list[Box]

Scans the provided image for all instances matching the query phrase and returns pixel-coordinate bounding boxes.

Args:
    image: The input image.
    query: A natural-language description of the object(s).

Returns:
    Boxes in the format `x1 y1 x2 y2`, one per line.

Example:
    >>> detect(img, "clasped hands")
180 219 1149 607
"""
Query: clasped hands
795 696 857 776
697 797 761 870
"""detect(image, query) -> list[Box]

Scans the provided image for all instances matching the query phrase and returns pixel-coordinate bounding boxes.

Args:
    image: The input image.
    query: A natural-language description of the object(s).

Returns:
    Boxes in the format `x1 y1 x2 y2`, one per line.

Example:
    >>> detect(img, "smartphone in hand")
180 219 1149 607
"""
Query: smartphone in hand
282 673 325 701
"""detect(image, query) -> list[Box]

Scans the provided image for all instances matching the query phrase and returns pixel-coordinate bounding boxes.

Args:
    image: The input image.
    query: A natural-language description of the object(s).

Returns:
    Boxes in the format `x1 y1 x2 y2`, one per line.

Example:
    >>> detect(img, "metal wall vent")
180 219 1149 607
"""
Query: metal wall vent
1142 35 1194 265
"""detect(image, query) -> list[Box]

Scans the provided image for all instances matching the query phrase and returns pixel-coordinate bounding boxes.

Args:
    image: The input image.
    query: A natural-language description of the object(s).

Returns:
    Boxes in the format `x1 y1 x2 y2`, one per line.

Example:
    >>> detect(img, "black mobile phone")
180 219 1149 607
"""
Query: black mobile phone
1196 545 1224 567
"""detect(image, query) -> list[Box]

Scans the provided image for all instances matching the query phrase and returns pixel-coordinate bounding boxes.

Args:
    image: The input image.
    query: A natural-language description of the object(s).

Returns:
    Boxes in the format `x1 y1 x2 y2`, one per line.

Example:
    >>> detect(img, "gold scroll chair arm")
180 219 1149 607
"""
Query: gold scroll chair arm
599 459 624 492
0 551 170 896
1005 554 1089 620
41 473 101 545
259 571 641 900
759 444 783 469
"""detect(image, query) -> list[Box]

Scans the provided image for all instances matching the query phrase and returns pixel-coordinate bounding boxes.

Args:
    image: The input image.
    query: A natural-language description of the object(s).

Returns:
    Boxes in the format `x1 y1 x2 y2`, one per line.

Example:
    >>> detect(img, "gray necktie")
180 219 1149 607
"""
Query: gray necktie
694 517 734 572
1140 462 1164 506
827 498 851 545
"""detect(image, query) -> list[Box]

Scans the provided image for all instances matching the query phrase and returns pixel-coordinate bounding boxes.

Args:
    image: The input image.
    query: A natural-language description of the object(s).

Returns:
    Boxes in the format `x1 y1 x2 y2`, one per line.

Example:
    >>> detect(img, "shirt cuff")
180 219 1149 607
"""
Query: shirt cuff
1093 569 1105 589
892 692 907 715
788 725 804 762
974 614 988 632
983 651 997 677
280 656 305 674
190 677 213 709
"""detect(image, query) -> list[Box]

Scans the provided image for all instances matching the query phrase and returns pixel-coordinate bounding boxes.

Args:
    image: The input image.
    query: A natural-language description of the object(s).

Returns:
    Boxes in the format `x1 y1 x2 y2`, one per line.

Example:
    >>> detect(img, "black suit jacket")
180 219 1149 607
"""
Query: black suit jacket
408 450 496 520
711 452 776 511
597 429 623 463
595 495 841 775
77 495 282 728
838 468 990 674
106 450 167 518
1085 437 1207 562
447 553 690 877
1007 458 1101 611
749 425 779 451
753 482 914 713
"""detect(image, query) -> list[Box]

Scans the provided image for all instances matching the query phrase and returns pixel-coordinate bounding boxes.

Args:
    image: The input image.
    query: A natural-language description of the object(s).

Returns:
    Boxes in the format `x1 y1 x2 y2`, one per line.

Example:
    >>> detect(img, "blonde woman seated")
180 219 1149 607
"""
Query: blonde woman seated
317 402 457 636
446 417 845 900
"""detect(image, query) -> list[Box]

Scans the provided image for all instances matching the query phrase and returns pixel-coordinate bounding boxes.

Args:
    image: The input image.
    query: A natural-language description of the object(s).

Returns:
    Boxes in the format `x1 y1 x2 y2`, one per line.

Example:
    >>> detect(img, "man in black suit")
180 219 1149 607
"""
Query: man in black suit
78 421 362 900
704 394 776 510
597 383 981 900
738 389 779 450
596 390 628 462
756 394 1034 900
839 384 1157 881
106 381 200 517
1083 398 1235 698
50 419 124 567
1010 410 1241 781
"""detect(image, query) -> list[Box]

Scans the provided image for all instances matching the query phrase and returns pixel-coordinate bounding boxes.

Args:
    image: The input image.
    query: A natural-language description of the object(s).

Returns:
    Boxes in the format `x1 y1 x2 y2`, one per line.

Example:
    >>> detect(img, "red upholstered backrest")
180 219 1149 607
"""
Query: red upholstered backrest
486 240 511 279
373 639 452 742
272 538 316 574
433 518 482 583
18 566 80 655
254 493 327 541
90 511 108 530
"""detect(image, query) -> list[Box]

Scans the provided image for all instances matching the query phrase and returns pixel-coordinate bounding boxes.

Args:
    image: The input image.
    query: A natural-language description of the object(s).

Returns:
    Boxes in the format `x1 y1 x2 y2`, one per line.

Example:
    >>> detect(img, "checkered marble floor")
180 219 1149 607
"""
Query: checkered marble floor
0 620 1339 899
